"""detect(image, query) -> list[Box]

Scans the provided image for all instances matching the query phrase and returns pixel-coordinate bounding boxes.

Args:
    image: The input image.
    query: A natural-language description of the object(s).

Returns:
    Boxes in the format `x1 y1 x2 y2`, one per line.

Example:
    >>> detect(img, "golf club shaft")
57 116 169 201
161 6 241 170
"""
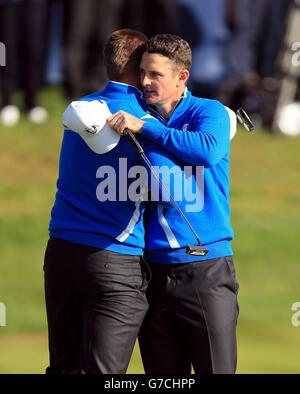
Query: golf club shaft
123 128 202 246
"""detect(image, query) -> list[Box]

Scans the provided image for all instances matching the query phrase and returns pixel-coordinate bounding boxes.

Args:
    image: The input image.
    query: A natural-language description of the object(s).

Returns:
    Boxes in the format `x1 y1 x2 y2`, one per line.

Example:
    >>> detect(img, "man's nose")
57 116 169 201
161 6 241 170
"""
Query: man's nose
141 74 150 87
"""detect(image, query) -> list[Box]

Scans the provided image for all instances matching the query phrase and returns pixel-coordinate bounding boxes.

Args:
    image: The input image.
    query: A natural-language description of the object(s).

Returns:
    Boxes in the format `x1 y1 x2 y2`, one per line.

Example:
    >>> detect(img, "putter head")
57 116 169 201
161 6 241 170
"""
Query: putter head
236 108 254 132
186 244 209 256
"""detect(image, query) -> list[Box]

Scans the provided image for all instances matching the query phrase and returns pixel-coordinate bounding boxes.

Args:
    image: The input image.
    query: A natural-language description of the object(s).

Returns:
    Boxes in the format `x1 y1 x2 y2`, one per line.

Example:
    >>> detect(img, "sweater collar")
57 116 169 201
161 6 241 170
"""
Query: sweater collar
101 81 144 100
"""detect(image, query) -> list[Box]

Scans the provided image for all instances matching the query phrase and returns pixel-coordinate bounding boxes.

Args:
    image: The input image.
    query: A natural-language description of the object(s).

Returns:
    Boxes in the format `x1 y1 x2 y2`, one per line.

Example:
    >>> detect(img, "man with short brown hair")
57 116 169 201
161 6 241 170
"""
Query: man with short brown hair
145 33 192 69
103 29 147 87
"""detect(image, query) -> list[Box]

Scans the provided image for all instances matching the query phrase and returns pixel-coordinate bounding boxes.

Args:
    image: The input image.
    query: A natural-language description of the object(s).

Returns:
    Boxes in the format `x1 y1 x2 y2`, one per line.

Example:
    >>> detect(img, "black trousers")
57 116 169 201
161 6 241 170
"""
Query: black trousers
138 256 239 374
44 237 150 374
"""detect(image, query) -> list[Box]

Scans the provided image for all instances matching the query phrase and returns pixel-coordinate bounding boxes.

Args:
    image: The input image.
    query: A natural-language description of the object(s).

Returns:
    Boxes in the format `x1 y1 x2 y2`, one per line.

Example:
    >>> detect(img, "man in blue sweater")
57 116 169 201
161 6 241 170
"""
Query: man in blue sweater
108 34 239 374
44 29 160 374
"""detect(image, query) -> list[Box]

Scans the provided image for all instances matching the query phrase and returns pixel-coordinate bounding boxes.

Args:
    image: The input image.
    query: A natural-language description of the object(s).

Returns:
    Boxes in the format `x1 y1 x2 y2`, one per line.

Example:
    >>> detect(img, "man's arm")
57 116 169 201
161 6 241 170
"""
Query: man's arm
142 101 232 167
108 101 233 167
62 100 173 206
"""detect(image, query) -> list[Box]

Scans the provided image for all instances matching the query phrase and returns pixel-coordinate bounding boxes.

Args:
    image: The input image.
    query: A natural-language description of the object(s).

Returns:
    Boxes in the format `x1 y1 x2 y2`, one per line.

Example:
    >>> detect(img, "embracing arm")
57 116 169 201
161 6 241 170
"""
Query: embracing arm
141 101 232 167
108 101 233 167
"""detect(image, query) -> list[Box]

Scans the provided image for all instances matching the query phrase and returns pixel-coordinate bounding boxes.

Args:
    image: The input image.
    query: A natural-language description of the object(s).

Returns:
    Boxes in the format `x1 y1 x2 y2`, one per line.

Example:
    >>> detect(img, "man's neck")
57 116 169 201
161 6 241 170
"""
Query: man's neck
152 89 186 121
117 77 141 90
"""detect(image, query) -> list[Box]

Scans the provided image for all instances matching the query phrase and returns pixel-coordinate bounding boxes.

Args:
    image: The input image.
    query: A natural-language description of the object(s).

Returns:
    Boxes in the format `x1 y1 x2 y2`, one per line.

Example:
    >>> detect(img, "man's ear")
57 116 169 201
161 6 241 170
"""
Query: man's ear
177 69 189 87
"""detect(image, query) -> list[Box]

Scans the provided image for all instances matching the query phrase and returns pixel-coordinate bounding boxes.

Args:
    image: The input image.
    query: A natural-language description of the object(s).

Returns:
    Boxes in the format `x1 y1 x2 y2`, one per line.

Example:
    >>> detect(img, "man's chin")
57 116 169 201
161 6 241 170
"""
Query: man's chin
143 91 156 103
144 96 156 104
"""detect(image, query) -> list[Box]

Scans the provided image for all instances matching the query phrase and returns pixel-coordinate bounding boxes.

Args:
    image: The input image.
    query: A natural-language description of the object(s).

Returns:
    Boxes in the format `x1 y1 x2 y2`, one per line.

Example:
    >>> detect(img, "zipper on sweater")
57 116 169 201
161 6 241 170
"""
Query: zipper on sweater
146 97 184 126
146 105 168 125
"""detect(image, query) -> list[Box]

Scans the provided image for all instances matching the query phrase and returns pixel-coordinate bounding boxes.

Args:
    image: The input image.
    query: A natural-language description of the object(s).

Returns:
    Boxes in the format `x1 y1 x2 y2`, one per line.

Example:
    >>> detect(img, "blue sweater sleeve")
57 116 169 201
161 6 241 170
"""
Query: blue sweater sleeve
141 100 230 167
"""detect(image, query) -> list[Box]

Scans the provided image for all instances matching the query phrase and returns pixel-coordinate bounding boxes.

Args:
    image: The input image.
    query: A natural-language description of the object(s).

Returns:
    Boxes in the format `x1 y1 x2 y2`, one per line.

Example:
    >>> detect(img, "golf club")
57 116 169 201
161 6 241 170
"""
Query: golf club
123 128 209 256
123 108 254 256
236 108 254 132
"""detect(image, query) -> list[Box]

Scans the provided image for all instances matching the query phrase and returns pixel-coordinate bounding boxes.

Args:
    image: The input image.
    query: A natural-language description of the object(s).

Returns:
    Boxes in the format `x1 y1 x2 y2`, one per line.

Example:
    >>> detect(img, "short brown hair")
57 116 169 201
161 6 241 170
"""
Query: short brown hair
103 29 147 81
145 34 192 71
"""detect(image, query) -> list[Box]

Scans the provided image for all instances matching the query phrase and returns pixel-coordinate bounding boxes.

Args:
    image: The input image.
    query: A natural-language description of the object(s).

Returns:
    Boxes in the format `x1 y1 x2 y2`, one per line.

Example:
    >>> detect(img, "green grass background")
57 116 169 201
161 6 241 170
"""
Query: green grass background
0 86 300 374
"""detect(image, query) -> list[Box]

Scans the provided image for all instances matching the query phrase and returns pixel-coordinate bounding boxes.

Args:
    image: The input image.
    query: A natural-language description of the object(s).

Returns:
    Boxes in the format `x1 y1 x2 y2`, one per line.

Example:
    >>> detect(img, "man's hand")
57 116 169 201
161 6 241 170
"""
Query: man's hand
107 111 145 135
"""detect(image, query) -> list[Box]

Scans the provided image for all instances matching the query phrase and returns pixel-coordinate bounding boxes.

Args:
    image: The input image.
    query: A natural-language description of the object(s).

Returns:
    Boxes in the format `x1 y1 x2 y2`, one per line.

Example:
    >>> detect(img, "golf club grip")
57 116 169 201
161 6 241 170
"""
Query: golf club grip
123 128 144 154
